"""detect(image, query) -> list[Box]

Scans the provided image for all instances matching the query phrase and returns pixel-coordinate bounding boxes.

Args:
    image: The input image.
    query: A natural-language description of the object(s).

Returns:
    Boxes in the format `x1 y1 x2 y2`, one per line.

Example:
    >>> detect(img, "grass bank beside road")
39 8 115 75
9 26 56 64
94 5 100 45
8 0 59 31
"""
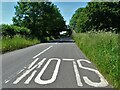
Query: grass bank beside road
73 32 118 89
1 36 39 53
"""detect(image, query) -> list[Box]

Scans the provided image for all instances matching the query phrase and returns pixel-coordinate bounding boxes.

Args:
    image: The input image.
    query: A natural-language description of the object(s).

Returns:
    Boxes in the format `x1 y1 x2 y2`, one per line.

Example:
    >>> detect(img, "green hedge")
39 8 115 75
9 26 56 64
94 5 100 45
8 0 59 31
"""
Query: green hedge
1 24 30 38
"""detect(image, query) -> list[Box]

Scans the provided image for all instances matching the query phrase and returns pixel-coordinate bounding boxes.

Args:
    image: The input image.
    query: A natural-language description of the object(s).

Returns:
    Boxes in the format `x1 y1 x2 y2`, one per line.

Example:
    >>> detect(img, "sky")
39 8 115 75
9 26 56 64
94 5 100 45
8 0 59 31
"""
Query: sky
54 2 88 25
1 2 88 25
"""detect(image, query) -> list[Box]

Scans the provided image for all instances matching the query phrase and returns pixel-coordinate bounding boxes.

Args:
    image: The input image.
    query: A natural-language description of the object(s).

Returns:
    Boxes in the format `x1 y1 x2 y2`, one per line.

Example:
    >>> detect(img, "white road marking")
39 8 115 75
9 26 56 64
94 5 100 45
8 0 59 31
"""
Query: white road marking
28 58 39 69
33 46 53 59
23 66 27 69
37 58 46 69
62 58 74 61
35 58 61 84
77 59 108 87
24 70 37 84
13 58 46 84
5 57 109 87
17 69 25 75
73 61 83 86
5 75 16 84
4 67 26 84
5 80 10 84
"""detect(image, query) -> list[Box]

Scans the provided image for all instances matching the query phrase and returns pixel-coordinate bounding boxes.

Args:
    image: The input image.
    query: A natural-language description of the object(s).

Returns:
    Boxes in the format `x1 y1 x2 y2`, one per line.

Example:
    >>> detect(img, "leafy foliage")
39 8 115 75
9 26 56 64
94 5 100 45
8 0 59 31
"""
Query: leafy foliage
1 24 30 38
13 2 66 42
70 2 120 33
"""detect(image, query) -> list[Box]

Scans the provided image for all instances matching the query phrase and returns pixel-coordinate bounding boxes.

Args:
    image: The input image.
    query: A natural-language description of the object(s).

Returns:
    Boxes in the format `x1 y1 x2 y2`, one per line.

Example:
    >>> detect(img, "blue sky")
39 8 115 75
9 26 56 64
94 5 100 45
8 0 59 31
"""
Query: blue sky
1 2 88 25
1 2 17 24
54 2 88 25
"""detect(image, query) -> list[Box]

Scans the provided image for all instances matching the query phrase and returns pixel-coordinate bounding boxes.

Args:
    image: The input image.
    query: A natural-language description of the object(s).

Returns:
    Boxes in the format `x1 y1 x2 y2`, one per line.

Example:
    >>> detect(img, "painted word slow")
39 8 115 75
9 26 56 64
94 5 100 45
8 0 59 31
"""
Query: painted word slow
9 58 108 87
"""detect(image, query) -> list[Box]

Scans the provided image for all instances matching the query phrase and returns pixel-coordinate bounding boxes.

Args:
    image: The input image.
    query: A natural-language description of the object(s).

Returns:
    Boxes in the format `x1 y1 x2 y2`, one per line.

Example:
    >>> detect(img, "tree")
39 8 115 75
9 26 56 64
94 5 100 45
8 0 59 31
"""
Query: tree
86 2 120 32
70 2 120 33
69 8 84 32
13 2 66 42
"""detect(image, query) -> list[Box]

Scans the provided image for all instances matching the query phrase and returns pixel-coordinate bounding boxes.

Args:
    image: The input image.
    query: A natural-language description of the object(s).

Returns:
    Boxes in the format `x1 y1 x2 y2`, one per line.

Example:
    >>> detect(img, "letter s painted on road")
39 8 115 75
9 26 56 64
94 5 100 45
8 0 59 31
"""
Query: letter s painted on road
77 59 108 87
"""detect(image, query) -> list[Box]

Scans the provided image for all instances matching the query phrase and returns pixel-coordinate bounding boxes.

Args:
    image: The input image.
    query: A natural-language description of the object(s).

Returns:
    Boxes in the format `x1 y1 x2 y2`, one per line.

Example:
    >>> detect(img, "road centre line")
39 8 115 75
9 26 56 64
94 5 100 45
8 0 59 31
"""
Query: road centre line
62 58 74 61
33 46 53 59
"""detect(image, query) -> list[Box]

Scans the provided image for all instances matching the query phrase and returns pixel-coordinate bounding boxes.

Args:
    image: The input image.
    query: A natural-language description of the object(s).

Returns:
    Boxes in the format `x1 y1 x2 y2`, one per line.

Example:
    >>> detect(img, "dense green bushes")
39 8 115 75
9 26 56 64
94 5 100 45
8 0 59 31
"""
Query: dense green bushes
73 32 118 89
1 24 39 53
1 24 30 38
70 2 120 33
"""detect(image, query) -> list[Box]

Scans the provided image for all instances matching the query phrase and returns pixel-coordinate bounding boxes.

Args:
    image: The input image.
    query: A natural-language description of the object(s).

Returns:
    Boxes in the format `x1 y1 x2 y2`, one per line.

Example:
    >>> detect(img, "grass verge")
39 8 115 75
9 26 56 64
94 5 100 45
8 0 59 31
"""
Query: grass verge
73 32 118 89
1 36 39 53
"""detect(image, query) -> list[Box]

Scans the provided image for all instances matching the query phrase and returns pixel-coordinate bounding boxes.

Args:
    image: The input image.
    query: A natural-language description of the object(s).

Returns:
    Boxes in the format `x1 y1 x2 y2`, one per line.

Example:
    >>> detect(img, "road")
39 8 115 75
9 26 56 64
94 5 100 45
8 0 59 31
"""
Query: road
2 37 113 89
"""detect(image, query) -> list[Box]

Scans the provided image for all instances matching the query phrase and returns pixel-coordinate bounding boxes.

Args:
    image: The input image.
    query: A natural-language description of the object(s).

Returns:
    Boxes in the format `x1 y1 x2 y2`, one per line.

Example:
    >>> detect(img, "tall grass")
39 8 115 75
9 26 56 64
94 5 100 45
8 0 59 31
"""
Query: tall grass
1 36 39 53
73 32 118 89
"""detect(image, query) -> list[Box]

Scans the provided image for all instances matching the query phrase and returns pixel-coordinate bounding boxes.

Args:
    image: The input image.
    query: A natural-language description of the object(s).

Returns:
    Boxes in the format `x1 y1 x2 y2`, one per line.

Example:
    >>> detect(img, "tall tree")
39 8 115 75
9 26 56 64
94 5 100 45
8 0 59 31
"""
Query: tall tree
13 2 66 42
70 2 120 33
70 8 84 32
86 2 120 32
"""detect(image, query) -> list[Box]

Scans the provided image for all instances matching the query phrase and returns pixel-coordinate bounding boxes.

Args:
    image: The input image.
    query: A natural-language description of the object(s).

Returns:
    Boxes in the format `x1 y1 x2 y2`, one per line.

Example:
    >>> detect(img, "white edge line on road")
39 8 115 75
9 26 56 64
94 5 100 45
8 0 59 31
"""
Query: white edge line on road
17 69 25 75
5 80 10 84
33 46 53 59
4 67 27 84
73 61 83 87
62 58 74 61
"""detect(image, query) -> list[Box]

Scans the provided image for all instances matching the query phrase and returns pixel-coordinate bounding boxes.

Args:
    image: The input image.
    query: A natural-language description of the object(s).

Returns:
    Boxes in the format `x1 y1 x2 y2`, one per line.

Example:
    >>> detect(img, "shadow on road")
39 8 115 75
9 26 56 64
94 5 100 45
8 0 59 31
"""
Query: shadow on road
48 37 74 43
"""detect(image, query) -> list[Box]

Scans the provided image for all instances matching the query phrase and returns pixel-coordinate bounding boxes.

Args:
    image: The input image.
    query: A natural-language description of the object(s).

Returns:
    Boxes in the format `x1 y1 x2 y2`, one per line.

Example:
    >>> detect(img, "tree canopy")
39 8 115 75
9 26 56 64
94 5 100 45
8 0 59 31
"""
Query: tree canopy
70 2 120 33
13 2 66 42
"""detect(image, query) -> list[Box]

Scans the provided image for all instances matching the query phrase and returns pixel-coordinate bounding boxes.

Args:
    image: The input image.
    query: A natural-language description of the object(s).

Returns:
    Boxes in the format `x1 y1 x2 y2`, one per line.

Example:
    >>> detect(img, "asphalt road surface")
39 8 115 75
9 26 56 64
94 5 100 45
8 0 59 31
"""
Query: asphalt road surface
2 37 113 89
